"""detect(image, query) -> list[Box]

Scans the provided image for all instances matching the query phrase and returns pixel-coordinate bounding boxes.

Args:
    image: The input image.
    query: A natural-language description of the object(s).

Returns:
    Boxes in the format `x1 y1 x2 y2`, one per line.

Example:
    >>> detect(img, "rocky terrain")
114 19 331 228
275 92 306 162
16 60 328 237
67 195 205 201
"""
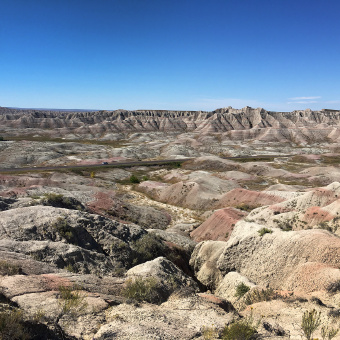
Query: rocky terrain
2 106 340 339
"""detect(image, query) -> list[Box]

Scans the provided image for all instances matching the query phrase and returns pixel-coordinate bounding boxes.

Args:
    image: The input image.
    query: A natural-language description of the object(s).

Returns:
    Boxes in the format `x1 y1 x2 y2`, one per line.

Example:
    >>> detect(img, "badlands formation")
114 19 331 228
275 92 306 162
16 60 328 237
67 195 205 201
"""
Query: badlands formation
1 106 340 339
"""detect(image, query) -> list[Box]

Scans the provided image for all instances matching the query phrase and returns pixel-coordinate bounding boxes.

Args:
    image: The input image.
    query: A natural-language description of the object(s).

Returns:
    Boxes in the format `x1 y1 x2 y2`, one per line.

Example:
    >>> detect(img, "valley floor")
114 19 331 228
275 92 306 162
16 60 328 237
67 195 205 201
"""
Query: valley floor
1 134 340 339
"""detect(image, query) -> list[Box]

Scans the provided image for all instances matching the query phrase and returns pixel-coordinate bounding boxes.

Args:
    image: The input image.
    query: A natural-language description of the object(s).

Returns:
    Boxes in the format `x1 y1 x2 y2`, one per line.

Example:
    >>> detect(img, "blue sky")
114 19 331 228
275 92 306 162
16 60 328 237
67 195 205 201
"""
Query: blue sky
1 0 339 111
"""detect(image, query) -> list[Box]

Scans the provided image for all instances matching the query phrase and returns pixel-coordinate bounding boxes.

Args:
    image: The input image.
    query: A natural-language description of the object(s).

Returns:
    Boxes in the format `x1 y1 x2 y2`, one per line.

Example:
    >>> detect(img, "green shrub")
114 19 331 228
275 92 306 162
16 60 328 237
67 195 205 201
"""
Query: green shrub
0 260 21 276
29 194 41 200
301 309 321 340
52 217 75 243
235 282 250 298
130 233 190 275
122 277 162 304
0 309 27 340
131 233 165 265
129 174 140 184
235 203 260 212
113 266 126 277
222 311 260 340
222 322 257 340
258 227 273 237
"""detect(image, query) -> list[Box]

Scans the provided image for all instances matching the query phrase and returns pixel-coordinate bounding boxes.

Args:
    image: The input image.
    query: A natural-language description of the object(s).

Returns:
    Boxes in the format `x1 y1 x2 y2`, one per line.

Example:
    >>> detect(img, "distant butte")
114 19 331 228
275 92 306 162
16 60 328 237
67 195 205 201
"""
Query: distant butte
1 106 340 143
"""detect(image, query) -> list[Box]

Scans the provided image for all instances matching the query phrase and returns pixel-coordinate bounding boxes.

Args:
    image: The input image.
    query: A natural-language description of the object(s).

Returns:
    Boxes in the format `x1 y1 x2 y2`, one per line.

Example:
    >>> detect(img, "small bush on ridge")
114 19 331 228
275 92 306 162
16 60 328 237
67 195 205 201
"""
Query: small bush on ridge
258 228 273 237
129 174 140 184
235 204 260 212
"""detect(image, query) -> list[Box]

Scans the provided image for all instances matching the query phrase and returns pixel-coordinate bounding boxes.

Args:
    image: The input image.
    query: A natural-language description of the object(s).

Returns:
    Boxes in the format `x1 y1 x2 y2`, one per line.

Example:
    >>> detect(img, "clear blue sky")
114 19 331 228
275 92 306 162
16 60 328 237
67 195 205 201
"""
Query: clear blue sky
1 0 339 111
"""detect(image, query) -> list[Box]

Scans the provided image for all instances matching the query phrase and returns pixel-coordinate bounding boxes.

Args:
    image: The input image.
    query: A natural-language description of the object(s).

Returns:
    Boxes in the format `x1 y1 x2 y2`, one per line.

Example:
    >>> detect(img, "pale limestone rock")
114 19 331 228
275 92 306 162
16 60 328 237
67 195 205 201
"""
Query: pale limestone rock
189 240 227 290
127 256 198 292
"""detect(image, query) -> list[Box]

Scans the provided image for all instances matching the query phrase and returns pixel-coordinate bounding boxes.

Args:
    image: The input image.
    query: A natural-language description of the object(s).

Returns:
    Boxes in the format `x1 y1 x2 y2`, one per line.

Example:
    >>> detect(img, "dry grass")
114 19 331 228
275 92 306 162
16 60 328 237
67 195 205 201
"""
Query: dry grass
290 155 316 164
320 156 340 164
0 260 22 275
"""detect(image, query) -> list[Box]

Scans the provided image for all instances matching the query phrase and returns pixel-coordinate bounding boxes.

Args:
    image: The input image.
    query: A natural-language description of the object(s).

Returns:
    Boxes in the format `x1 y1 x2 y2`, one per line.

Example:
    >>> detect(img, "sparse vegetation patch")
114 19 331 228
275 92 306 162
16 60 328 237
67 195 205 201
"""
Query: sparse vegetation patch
0 309 27 340
235 203 260 212
245 288 279 305
41 193 84 210
129 174 140 183
52 217 75 243
235 282 250 298
122 277 162 304
57 285 87 317
222 310 260 340
0 260 22 276
131 233 165 265
257 227 273 236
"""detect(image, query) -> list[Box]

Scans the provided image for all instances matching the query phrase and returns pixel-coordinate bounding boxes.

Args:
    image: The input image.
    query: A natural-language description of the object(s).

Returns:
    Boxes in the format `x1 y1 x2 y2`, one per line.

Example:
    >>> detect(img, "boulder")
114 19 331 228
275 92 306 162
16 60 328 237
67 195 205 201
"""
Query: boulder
126 257 199 293
215 271 256 303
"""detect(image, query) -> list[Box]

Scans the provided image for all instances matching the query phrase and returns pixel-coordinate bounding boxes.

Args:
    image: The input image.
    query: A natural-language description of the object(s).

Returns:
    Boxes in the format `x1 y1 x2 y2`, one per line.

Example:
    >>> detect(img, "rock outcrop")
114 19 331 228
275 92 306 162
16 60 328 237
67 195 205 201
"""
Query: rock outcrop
0 205 147 275
190 221 340 294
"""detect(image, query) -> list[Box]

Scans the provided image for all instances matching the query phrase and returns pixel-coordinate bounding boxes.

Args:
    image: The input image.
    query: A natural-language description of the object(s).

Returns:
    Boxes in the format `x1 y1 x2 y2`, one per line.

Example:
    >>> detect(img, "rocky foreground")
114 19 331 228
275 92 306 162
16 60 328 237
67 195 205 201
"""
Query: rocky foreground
2 108 340 339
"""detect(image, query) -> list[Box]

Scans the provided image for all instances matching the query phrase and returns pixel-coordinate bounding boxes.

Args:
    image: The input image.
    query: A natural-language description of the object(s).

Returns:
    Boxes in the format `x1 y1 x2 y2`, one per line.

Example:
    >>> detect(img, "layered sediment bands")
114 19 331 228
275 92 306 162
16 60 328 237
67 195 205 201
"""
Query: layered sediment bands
1 106 340 142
